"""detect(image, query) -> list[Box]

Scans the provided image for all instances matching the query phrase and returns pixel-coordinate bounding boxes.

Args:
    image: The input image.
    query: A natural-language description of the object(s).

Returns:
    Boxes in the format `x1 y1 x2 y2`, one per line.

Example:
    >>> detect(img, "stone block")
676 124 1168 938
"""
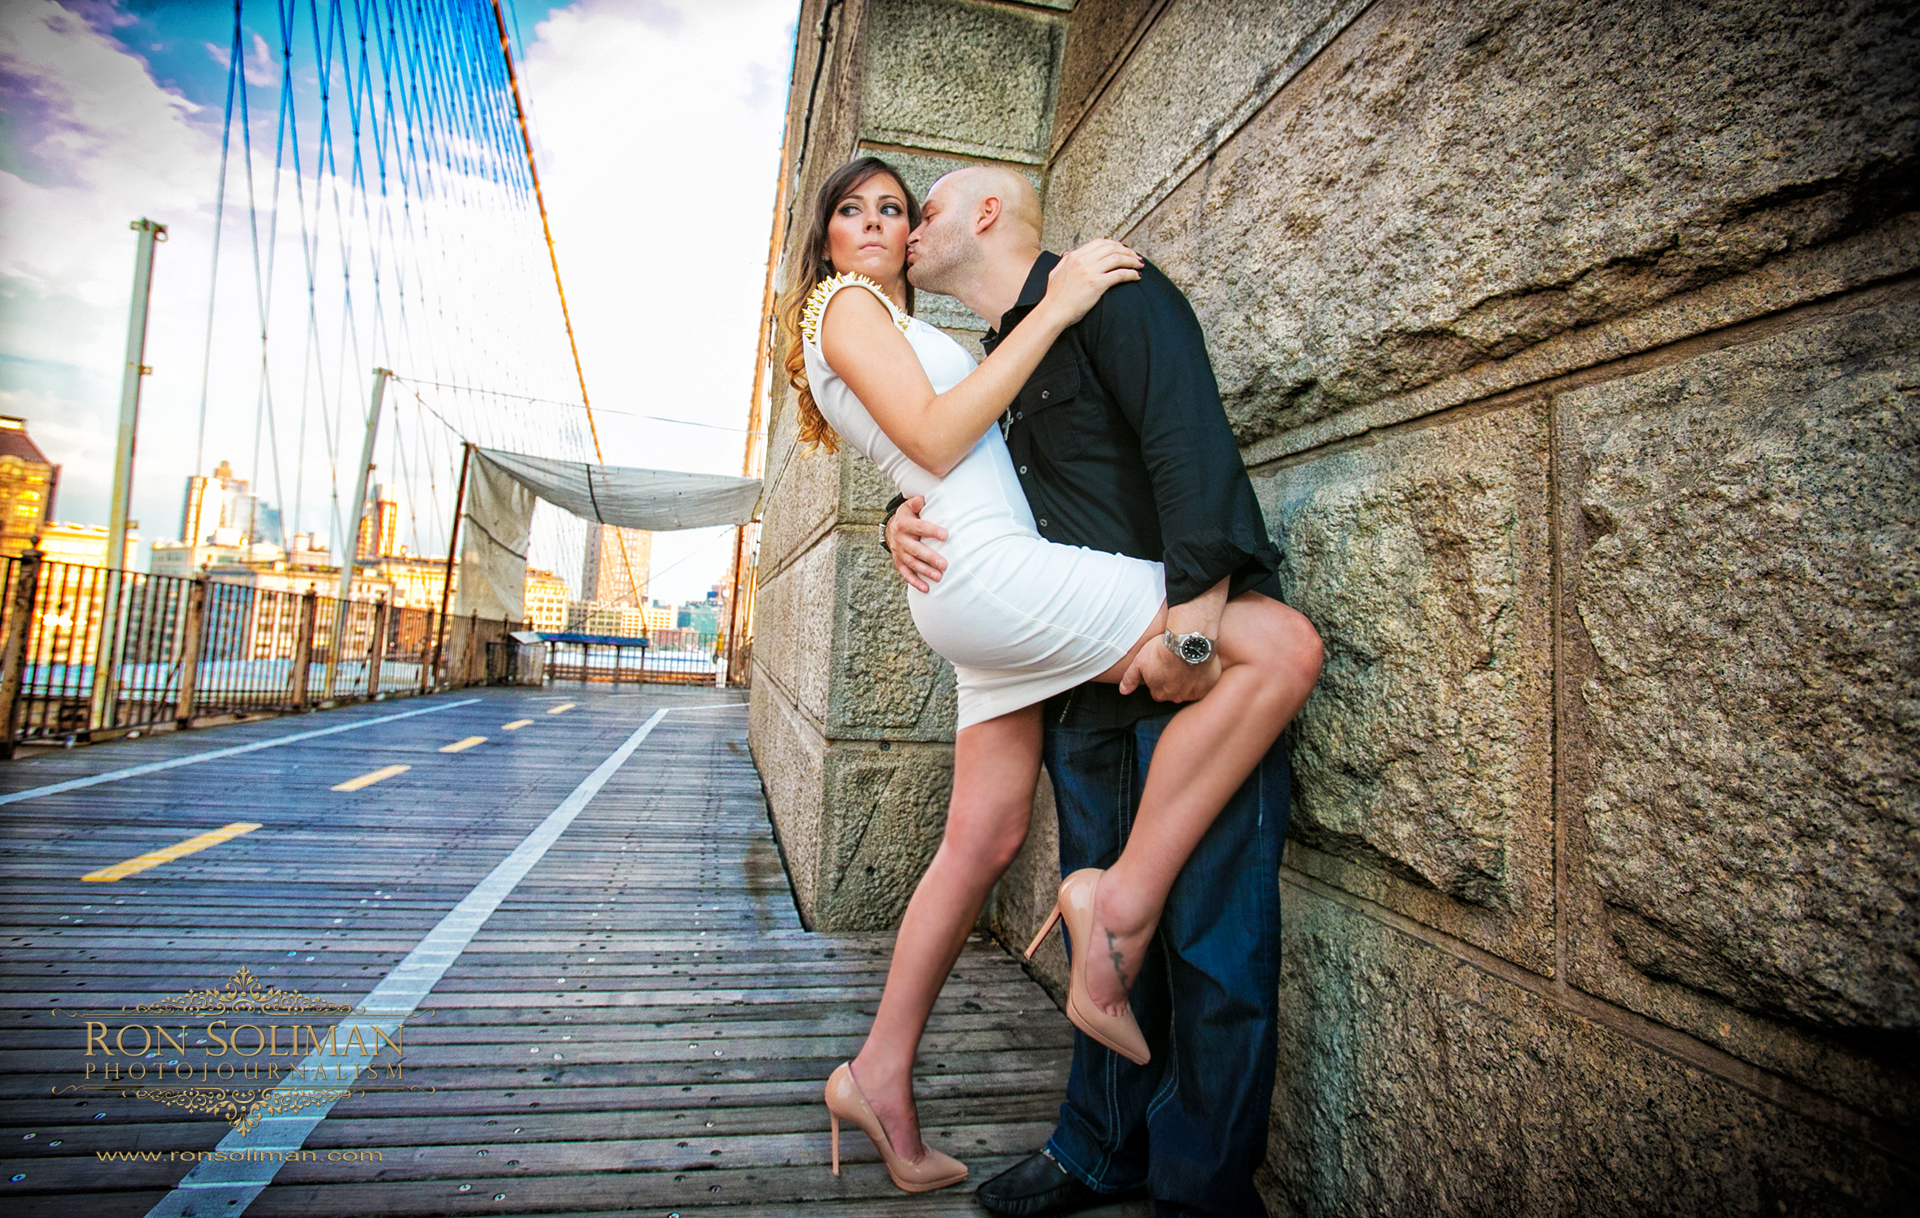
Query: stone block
1255 403 1553 971
748 681 827 926
750 527 841 726
916 291 989 336
859 0 1063 163
837 439 900 520
1265 881 1914 1217
1052 0 1159 141
1558 289 1920 1037
827 531 957 740
1044 0 1355 249
814 741 955 929
756 391 844 578
1089 0 1920 448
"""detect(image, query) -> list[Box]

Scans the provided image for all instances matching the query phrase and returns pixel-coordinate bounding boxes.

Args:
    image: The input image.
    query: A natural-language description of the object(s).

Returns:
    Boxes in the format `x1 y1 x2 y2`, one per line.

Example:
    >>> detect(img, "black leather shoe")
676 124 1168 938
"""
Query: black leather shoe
974 1150 1144 1216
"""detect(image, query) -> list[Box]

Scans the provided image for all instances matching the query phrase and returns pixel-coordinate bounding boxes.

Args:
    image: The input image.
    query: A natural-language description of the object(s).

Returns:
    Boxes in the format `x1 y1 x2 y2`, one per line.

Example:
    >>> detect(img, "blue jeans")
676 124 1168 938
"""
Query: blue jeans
1041 710 1290 1218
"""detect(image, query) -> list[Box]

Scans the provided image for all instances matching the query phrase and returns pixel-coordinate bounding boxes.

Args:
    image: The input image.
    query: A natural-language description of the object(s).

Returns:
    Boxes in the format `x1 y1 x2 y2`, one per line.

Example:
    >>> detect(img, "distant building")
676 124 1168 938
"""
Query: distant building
677 602 721 634
38 521 138 570
205 565 393 661
0 416 56 559
150 540 274 578
182 460 279 547
207 565 391 603
356 485 403 560
367 556 452 611
581 524 651 607
525 567 568 632
287 534 330 568
643 603 674 634
567 601 649 638
151 532 451 616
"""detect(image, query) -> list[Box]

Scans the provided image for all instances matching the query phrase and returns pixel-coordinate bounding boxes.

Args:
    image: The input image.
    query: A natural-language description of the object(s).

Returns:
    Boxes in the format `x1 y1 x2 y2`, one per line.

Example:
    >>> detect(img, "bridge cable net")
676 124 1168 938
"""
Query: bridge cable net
193 0 603 603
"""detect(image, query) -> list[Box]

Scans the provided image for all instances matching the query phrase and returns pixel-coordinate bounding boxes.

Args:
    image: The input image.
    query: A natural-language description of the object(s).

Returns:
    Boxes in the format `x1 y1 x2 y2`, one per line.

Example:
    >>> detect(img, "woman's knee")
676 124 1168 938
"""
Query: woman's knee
1281 608 1324 685
940 812 1028 876
1233 597 1323 686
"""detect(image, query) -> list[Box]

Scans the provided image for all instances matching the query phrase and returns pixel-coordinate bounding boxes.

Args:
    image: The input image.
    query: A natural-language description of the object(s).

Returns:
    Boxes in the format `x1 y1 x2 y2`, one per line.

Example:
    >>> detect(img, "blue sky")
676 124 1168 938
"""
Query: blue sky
0 0 798 602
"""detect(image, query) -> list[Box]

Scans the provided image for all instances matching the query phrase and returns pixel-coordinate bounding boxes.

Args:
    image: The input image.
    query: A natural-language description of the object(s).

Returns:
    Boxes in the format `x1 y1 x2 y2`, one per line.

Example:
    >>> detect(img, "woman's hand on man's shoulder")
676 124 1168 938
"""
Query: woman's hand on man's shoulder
1042 240 1145 328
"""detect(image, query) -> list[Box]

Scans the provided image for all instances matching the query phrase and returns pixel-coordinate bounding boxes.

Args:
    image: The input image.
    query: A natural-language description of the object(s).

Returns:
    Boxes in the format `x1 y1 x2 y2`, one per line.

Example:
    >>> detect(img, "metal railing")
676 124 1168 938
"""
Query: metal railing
542 628 724 686
0 552 530 753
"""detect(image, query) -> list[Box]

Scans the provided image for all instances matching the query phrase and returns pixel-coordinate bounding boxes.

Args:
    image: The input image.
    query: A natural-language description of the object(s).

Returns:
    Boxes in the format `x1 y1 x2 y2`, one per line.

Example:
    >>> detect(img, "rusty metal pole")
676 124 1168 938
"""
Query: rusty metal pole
466 610 479 685
173 576 207 730
428 443 473 691
289 588 317 711
0 550 44 758
366 597 389 698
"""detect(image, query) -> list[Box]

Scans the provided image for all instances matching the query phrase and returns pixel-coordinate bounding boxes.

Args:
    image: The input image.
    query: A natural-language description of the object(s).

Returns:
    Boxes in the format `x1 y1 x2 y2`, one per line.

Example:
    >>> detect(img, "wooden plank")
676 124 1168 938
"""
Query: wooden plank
0 687 1140 1215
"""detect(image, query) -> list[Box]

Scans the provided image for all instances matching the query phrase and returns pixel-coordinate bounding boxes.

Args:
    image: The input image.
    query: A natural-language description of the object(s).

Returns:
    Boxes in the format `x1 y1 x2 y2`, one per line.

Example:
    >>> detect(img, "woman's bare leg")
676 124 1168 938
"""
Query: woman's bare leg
1083 593 1322 1014
850 703 1043 1161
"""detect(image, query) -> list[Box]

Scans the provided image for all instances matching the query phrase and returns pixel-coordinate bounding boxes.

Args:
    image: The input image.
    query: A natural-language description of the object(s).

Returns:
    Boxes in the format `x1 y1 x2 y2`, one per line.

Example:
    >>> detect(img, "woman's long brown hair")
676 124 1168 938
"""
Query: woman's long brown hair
775 156 920 453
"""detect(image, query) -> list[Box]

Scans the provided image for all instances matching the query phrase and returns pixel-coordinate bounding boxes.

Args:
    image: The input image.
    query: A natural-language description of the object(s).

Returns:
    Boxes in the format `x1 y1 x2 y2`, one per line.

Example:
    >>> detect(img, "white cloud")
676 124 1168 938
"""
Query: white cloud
520 0 795 601
0 0 796 606
0 0 221 539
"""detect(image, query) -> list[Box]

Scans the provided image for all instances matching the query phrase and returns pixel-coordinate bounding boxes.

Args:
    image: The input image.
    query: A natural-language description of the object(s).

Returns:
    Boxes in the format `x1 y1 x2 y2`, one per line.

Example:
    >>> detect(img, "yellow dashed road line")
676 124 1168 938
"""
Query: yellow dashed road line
332 764 411 792
439 736 487 753
501 719 534 731
83 822 262 882
545 703 576 715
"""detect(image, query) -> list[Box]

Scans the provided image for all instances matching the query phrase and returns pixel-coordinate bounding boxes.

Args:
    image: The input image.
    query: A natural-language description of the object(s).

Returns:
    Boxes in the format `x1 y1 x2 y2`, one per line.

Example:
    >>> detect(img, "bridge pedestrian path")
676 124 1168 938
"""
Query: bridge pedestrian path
0 686 1149 1216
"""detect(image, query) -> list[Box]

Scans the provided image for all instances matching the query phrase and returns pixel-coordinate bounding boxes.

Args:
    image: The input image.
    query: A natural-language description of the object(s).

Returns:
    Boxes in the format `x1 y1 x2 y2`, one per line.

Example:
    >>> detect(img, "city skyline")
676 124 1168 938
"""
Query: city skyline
0 0 794 605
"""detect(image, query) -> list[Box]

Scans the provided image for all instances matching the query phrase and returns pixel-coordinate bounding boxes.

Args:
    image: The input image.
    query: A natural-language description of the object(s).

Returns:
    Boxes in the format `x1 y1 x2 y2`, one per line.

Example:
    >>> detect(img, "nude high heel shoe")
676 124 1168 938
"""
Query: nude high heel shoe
1024 868 1151 1066
824 1062 967 1193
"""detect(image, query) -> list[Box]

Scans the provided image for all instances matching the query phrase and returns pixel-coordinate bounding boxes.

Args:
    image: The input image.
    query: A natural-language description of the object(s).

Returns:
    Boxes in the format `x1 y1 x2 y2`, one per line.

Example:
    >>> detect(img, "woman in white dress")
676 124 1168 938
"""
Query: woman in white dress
778 157 1313 1193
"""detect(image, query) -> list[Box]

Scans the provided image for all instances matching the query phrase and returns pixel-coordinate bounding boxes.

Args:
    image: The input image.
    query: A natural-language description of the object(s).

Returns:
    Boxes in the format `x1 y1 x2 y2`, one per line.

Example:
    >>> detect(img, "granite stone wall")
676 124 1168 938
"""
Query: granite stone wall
748 0 1918 1210
748 0 1064 931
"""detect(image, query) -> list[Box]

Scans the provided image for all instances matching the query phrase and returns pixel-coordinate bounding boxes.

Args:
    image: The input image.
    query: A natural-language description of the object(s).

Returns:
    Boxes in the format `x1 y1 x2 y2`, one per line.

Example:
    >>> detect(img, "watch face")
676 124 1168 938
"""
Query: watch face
1178 633 1212 664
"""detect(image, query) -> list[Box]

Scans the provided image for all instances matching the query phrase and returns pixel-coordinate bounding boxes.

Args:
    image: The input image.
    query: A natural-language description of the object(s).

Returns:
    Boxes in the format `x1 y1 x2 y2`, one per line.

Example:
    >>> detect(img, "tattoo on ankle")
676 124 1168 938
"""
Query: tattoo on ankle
1104 929 1130 990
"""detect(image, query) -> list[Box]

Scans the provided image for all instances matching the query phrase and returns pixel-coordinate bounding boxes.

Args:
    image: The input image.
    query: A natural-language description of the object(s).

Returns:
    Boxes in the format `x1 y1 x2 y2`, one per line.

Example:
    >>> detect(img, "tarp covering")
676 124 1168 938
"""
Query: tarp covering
453 447 761 621
454 453 536 620
475 447 761 531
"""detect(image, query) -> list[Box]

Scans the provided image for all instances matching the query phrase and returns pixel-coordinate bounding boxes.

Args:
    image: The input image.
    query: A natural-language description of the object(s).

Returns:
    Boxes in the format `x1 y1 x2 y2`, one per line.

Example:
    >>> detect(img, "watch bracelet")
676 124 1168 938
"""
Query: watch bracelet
879 492 907 555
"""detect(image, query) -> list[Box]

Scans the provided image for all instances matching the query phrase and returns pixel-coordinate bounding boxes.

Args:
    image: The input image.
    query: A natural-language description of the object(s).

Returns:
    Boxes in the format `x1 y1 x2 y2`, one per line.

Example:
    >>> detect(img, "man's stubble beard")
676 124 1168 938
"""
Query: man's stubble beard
906 227 982 299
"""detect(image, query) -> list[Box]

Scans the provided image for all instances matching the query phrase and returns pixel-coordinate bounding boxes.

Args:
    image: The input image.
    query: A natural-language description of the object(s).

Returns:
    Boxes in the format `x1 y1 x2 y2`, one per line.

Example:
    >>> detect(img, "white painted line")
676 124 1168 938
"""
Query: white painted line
141 708 671 1218
0 698 481 806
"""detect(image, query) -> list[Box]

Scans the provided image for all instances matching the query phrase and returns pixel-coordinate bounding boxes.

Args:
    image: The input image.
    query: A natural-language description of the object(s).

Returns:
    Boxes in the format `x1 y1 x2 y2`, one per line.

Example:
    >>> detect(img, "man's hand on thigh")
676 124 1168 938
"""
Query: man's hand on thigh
886 496 948 592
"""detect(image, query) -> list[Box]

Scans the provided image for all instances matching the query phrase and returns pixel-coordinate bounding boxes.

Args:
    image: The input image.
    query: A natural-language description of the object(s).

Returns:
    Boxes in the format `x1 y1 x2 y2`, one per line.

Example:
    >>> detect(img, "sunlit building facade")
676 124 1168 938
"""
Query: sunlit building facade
0 416 55 559
524 567 568 633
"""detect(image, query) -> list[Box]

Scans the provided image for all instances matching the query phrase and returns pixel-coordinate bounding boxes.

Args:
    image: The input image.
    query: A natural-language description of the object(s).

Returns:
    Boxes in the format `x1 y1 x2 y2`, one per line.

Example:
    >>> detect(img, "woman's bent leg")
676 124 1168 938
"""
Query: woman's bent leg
1086 593 1321 1013
851 703 1043 1161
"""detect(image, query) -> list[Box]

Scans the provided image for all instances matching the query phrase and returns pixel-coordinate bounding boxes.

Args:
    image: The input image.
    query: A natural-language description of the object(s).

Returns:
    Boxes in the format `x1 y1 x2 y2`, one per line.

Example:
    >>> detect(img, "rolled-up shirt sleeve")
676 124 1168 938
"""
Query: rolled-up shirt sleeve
1080 269 1281 606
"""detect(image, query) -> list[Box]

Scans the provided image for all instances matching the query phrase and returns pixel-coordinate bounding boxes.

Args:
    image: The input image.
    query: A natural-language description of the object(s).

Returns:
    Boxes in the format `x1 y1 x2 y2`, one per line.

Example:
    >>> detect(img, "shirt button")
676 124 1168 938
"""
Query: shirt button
1018 466 1027 475
1014 410 1024 419
1038 518 1049 528
1040 391 1050 400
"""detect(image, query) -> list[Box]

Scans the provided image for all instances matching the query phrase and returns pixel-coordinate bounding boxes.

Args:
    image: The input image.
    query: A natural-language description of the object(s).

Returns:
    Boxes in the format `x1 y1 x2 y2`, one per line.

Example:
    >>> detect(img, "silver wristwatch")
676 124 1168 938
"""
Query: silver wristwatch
1164 629 1215 665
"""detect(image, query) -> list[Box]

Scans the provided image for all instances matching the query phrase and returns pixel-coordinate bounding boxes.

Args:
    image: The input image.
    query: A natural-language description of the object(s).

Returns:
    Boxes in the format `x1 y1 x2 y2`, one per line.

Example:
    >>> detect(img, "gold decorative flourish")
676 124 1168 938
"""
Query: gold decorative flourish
129 966 355 1017
133 1084 355 1134
799 272 912 346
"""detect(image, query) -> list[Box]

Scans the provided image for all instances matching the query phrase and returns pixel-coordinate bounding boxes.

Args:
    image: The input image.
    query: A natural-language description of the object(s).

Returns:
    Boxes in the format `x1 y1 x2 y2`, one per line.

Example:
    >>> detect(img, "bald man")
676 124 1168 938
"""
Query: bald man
888 168 1314 1218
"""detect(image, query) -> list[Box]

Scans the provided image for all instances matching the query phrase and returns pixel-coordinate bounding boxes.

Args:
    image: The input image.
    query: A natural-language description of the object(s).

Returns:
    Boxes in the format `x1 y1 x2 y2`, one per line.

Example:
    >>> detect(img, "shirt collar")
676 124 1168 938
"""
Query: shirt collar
984 251 1059 350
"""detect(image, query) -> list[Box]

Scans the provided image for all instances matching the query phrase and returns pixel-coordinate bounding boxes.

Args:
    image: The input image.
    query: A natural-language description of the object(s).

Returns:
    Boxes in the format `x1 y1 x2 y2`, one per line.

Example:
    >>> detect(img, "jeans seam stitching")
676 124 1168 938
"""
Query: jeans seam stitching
1045 1135 1103 1193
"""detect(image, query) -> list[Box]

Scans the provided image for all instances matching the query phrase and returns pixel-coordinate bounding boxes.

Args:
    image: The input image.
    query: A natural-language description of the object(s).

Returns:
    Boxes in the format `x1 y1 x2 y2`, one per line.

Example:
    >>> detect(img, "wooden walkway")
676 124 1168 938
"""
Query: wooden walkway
0 687 1150 1217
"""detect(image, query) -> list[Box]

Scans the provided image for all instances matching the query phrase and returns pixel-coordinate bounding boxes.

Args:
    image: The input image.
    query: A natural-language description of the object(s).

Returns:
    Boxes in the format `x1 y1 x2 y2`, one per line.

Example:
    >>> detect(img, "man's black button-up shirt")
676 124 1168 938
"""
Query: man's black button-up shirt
984 252 1283 726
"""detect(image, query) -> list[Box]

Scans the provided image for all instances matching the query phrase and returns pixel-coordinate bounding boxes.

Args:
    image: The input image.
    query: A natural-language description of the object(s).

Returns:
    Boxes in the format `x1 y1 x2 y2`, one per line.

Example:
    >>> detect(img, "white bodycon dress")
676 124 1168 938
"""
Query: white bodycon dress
801 272 1165 729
